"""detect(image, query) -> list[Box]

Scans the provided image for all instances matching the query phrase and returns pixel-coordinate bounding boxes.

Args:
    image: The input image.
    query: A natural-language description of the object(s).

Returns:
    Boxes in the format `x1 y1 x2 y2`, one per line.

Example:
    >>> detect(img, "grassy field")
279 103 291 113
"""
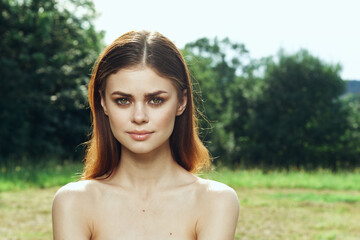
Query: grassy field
0 161 84 192
0 162 359 239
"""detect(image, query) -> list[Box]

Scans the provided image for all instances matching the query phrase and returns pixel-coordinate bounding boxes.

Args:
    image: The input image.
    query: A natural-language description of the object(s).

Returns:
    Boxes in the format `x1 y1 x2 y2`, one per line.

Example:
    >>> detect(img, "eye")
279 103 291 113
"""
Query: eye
149 97 164 105
115 98 130 105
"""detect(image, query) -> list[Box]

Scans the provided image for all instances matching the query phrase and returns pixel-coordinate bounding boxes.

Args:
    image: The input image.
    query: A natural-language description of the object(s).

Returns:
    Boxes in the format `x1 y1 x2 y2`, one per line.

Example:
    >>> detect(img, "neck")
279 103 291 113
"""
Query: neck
112 142 180 192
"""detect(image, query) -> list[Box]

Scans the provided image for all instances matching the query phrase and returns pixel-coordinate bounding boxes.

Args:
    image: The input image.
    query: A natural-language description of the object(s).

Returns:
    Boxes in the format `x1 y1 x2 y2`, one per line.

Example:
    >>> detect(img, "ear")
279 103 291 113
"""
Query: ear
99 91 108 115
176 89 187 116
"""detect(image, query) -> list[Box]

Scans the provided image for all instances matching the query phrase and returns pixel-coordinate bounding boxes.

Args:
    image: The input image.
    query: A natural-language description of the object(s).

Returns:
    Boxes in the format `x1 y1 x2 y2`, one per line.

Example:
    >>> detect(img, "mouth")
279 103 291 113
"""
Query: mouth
127 131 154 141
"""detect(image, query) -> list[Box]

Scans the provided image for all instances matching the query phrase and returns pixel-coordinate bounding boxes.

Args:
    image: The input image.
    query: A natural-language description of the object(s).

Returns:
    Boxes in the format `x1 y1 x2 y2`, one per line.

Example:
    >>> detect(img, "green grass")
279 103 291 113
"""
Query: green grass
1 162 360 192
0 161 83 192
1 163 360 239
201 168 360 190
269 192 360 203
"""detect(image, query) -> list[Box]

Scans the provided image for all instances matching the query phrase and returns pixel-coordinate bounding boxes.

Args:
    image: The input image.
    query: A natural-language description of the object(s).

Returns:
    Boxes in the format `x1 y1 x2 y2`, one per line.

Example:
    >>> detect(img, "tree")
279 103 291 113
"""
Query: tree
248 50 350 170
183 37 256 165
339 93 360 168
0 0 104 163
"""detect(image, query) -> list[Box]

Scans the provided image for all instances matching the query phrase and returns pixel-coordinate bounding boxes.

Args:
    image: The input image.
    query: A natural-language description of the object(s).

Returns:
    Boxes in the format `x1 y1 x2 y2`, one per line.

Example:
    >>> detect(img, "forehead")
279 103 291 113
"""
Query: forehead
105 67 177 94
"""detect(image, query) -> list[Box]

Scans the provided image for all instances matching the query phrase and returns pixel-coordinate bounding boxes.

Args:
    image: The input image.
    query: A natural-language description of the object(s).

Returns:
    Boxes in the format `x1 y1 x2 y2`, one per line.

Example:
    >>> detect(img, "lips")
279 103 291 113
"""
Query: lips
127 131 154 141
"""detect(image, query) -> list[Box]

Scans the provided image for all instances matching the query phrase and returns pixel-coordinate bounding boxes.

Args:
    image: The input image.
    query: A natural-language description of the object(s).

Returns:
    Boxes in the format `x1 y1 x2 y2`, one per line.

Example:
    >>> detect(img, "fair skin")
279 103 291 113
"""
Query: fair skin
52 66 239 240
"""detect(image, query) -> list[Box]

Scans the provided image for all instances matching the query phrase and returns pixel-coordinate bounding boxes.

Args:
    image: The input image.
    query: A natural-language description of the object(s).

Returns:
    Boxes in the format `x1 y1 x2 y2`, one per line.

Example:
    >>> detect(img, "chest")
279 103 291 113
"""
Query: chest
91 190 198 240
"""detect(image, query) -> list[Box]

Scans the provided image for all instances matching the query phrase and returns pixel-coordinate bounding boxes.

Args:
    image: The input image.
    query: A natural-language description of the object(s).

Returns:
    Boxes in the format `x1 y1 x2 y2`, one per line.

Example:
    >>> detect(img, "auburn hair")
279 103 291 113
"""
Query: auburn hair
82 30 210 179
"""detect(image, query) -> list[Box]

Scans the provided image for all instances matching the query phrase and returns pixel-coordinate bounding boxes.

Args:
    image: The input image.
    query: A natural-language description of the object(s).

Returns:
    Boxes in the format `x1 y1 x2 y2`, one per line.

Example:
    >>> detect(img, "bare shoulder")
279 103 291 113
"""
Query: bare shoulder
52 180 100 239
195 177 239 205
53 180 99 205
193 177 240 240
52 180 103 219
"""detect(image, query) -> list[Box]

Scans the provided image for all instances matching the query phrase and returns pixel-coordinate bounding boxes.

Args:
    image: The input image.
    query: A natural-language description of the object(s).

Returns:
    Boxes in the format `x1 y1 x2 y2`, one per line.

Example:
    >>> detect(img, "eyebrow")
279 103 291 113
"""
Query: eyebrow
111 90 169 98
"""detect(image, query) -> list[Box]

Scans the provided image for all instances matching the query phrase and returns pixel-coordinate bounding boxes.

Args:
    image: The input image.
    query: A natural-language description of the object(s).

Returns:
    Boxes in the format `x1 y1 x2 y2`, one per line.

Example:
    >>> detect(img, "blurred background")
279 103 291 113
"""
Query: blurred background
0 0 359 239
1 0 359 169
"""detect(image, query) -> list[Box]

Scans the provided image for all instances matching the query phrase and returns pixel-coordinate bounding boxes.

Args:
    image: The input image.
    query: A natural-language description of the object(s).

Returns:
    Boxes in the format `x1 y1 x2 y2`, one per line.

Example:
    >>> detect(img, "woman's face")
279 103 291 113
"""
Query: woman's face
101 66 187 156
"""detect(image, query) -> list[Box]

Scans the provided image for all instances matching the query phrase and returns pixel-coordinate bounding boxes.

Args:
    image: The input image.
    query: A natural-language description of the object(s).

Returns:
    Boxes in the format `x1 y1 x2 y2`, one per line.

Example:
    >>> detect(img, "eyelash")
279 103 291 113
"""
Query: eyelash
149 97 164 105
115 98 130 105
114 97 165 106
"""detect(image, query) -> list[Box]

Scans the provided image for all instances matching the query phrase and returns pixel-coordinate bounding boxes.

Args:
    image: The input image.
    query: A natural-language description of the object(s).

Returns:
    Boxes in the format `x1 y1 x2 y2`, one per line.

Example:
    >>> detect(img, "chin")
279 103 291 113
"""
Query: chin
122 147 160 156
120 140 170 156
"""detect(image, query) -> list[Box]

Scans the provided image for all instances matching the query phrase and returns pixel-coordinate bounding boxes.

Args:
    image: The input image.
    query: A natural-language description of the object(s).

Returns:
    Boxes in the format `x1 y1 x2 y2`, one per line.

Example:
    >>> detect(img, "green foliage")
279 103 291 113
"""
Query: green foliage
247 50 353 170
183 37 261 165
339 93 360 165
1 2 358 170
184 38 359 170
0 0 104 163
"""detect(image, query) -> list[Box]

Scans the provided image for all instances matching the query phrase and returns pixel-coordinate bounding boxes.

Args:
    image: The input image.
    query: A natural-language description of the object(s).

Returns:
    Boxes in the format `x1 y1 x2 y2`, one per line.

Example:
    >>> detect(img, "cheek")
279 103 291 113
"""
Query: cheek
152 107 177 130
107 109 126 133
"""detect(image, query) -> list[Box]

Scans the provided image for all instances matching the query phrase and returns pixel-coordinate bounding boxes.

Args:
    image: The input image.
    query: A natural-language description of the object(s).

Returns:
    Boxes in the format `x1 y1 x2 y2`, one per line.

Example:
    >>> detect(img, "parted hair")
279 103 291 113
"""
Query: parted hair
82 30 210 179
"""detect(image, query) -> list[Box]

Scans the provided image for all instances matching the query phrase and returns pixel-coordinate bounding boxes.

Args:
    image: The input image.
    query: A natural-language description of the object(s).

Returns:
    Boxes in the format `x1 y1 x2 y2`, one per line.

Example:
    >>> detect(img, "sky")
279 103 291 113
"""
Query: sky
92 0 360 80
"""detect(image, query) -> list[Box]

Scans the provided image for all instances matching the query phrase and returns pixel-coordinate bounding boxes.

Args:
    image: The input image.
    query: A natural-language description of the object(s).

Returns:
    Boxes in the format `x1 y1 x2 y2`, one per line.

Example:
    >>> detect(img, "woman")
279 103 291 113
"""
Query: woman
52 30 239 240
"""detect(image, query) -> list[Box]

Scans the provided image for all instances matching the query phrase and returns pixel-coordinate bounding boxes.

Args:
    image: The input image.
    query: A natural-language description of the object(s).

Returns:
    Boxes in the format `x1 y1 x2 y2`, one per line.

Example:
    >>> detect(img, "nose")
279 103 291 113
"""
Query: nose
131 103 149 124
